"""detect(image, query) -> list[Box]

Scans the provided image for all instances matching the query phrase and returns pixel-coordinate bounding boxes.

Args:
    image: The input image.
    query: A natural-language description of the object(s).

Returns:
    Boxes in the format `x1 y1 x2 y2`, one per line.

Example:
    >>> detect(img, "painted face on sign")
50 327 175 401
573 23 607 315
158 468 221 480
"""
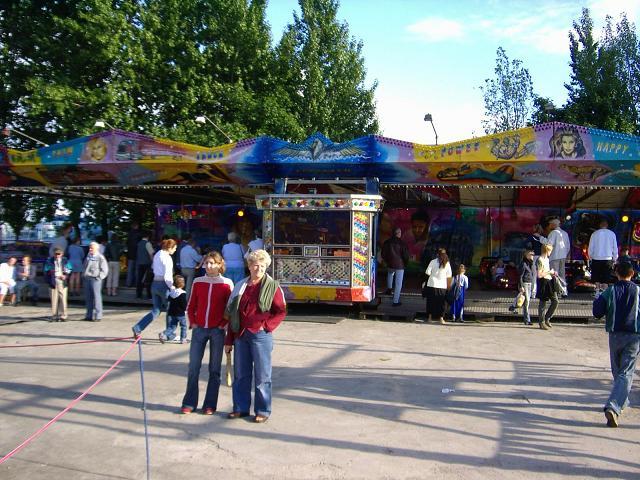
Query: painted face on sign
87 138 108 161
560 135 576 158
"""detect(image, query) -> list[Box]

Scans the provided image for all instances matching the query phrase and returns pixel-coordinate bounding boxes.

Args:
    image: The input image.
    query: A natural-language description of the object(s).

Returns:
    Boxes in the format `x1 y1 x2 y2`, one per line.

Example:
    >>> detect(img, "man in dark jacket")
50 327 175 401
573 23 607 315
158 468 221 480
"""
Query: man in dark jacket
381 227 410 307
593 262 640 427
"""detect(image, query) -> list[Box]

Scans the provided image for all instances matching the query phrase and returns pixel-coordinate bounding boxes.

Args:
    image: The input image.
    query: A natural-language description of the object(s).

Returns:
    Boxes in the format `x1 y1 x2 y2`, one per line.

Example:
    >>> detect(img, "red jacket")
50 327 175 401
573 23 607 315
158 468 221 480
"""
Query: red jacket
224 281 286 345
187 275 233 329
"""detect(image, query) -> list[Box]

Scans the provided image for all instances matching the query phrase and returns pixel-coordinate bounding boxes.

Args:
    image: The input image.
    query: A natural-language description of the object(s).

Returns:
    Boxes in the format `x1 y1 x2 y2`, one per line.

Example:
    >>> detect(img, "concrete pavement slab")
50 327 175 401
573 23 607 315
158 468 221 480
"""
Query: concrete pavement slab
1 307 638 479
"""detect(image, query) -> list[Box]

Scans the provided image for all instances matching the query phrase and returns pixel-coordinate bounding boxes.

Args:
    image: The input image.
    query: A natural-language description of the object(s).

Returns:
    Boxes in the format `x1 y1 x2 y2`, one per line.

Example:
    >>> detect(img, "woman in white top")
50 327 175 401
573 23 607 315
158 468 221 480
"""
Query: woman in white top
424 248 453 324
222 232 247 284
132 238 177 337
536 243 558 331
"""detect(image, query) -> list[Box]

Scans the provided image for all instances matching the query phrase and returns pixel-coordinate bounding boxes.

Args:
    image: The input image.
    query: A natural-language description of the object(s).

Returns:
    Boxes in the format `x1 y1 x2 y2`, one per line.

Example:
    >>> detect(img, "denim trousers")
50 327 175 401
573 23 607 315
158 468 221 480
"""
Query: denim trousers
133 281 168 333
605 331 640 414
16 280 39 302
163 315 187 341
182 327 225 410
232 330 273 417
84 277 103 320
522 282 532 324
386 268 404 304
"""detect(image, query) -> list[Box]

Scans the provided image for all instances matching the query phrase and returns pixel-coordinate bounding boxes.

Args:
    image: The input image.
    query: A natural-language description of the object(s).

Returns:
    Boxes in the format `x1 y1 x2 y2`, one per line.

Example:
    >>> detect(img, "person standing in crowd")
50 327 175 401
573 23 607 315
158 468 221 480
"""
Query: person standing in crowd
126 221 141 288
449 264 469 323
424 248 452 324
44 248 72 321
244 229 264 260
83 241 109 322
179 235 202 297
105 234 123 296
225 249 286 423
381 227 410 306
528 223 545 298
48 223 73 257
593 262 640 428
222 232 246 284
15 255 39 306
0 256 17 306
181 252 234 415
589 217 619 297
67 237 85 296
536 244 558 330
516 250 535 326
131 238 177 337
159 275 189 344
135 231 154 300
544 218 570 297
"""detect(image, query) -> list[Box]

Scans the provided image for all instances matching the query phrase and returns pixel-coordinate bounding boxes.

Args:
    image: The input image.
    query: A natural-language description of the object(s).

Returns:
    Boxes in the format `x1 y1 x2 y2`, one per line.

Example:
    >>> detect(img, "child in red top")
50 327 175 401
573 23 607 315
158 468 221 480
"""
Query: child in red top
180 252 233 415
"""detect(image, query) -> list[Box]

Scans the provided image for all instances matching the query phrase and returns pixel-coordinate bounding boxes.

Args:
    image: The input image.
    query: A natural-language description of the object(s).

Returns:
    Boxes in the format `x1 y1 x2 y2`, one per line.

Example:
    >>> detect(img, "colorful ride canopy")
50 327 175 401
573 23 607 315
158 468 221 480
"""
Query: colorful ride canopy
1 122 639 188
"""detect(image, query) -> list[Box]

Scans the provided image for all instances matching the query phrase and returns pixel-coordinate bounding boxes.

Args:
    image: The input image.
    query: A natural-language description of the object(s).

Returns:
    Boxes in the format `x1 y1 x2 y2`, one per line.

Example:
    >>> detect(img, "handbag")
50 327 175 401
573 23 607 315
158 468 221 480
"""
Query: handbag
515 292 525 308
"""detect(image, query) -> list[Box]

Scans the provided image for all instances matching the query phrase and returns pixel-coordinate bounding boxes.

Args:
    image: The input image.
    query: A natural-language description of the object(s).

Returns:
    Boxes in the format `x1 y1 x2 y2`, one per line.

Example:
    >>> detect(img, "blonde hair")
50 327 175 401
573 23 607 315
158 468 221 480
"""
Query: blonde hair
542 244 553 255
247 249 271 268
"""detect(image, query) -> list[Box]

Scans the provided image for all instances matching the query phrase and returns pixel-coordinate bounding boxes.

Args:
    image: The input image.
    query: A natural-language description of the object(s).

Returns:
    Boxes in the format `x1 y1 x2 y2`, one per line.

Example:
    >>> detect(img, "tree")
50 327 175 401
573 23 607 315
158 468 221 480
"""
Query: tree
0 193 30 240
529 96 567 125
276 0 379 142
564 8 635 132
604 13 640 134
481 47 535 134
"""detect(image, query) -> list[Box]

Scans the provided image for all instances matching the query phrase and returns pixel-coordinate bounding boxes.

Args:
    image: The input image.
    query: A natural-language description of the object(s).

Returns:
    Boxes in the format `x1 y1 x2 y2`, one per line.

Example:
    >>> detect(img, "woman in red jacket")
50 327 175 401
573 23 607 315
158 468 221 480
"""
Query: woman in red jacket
180 251 233 415
224 249 286 423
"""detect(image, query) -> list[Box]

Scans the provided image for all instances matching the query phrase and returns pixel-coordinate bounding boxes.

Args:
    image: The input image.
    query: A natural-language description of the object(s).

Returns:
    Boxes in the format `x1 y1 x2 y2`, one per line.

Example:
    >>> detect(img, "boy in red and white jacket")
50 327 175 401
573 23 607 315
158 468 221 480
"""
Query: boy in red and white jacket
180 251 234 415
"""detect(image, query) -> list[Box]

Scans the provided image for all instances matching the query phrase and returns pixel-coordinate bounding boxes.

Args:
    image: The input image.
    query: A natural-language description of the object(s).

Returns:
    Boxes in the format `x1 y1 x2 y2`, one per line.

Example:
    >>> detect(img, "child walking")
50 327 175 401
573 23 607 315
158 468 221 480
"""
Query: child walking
450 264 469 323
159 275 188 344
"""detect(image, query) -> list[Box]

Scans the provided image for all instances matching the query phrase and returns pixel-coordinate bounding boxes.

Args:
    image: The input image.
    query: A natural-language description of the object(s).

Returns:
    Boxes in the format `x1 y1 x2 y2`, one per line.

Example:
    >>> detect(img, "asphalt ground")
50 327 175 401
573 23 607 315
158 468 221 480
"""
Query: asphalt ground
0 301 638 479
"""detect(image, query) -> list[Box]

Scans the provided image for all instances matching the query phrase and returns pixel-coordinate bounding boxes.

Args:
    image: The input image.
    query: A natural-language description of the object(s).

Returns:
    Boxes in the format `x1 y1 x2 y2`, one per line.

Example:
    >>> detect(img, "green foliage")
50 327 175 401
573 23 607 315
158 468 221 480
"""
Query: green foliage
276 0 379 142
564 8 636 133
481 47 535 134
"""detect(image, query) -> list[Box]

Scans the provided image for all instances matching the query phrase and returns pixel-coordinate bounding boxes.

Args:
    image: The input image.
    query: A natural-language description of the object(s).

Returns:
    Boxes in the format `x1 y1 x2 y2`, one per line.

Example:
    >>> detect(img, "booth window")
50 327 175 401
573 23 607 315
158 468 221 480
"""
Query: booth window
274 211 350 245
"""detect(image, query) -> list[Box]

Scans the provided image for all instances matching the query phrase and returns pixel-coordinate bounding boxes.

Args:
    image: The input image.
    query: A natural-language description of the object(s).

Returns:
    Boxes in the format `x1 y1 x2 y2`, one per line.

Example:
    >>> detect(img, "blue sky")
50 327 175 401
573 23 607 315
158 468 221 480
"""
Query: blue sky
265 0 640 144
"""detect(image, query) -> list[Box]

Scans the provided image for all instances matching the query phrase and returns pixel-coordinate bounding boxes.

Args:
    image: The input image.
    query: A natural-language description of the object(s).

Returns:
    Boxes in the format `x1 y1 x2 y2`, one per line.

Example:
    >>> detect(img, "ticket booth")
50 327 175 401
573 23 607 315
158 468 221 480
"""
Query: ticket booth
256 194 384 303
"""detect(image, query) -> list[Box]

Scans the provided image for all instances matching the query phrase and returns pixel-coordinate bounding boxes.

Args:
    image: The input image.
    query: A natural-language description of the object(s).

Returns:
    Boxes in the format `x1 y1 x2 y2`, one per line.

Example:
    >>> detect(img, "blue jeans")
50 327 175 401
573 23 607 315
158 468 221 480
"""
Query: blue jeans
386 268 404 304
182 327 225 410
232 330 273 417
16 280 39 302
84 277 104 320
163 315 187 341
605 331 640 414
522 282 532 324
132 281 168 334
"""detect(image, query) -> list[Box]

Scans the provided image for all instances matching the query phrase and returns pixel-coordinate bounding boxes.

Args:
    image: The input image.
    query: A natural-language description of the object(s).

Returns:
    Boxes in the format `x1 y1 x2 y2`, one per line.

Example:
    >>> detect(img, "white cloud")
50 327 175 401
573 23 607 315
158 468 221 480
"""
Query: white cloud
406 17 465 42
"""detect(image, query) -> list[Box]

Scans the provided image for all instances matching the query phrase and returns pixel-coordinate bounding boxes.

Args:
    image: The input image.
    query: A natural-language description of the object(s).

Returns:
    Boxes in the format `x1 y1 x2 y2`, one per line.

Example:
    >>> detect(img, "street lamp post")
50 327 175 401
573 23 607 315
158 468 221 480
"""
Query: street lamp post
423 113 438 145
94 120 116 130
195 115 233 144
1 127 49 147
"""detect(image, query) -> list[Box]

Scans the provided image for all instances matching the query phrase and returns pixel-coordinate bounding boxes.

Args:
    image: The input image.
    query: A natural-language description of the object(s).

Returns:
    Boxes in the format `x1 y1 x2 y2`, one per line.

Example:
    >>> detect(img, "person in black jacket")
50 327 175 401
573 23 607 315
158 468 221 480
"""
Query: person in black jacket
381 227 410 306
513 250 535 325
